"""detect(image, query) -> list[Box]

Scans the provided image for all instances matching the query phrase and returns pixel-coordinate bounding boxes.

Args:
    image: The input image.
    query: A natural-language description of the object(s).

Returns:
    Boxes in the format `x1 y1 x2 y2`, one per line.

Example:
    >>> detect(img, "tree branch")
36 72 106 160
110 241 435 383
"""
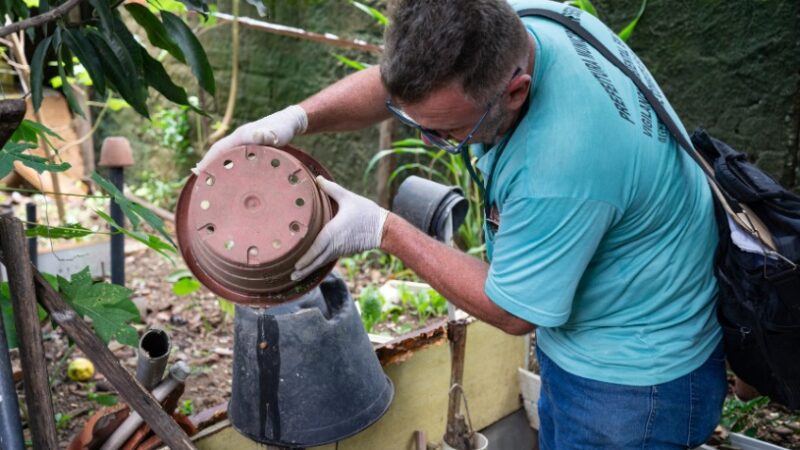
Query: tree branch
0 0 84 39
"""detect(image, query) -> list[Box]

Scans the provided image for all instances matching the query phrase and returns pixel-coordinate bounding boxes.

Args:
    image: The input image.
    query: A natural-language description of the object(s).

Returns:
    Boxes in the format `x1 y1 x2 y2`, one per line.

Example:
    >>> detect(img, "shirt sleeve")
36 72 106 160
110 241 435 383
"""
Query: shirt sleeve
485 196 618 327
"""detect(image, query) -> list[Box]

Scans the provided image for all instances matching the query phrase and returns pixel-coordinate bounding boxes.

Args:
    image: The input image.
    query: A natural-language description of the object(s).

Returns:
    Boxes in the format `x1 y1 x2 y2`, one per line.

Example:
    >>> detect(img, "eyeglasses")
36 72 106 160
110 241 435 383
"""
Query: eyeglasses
384 67 522 155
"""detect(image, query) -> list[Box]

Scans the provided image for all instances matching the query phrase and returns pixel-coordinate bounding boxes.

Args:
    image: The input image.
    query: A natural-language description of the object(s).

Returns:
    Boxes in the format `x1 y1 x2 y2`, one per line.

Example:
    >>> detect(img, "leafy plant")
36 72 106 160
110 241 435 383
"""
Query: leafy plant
565 0 648 41
58 268 141 347
55 412 73 430
178 399 194 416
167 269 203 297
720 396 770 436
87 390 118 407
365 139 485 255
0 282 48 349
398 285 448 324
133 172 186 212
357 285 384 333
357 285 402 333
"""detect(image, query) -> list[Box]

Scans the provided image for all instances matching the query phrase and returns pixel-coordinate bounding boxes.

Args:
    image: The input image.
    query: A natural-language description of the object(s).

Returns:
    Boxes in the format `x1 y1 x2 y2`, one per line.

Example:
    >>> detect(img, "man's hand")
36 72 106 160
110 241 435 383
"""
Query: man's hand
194 105 308 173
291 177 389 281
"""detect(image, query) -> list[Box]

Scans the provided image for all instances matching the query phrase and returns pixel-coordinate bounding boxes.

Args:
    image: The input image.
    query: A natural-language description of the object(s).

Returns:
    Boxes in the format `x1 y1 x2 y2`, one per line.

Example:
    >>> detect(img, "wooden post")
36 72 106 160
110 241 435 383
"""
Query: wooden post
376 118 397 208
0 217 58 449
444 319 470 450
0 217 196 450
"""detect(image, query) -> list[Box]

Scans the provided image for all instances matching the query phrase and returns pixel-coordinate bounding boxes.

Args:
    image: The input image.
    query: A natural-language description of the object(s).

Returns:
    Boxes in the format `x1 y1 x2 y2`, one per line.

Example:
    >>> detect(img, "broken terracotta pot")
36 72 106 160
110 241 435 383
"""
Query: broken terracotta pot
176 144 337 306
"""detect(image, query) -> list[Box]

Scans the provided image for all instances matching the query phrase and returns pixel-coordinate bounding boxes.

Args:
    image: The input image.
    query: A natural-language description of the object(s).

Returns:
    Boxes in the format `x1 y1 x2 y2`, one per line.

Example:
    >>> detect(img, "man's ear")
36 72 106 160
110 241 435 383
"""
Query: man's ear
506 74 531 110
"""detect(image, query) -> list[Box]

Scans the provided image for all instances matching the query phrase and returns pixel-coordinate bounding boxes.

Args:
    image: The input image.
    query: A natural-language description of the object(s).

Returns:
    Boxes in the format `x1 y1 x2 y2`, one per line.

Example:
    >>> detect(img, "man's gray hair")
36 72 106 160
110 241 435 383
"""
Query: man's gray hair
380 0 529 105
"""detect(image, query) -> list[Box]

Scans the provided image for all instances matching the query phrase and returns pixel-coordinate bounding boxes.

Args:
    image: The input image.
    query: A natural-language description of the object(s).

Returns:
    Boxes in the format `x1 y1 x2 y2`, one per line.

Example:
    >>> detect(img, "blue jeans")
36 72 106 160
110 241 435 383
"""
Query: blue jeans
536 342 727 449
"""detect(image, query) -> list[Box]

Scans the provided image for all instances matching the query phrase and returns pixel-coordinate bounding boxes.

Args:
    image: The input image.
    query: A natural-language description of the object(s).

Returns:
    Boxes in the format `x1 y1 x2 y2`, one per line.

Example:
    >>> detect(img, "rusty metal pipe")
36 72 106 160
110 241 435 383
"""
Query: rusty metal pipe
135 329 171 391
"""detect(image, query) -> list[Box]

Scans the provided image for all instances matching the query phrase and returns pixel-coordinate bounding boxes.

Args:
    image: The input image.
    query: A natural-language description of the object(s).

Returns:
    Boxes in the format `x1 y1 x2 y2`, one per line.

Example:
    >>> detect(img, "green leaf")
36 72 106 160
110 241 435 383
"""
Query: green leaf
26 223 93 239
10 119 62 147
351 1 388 26
568 0 598 17
95 210 177 262
0 143 71 178
56 39 85 119
110 15 143 69
363 147 431 181
357 286 384 333
139 47 191 106
217 299 235 317
30 36 53 112
388 163 448 185
91 172 177 248
161 11 215 95
88 0 115 36
63 29 107 96
89 391 118 406
0 282 48 349
58 267 140 347
105 98 130 111
617 0 647 42
125 4 185 63
332 53 369 71
172 277 201 296
166 268 193 283
86 30 149 117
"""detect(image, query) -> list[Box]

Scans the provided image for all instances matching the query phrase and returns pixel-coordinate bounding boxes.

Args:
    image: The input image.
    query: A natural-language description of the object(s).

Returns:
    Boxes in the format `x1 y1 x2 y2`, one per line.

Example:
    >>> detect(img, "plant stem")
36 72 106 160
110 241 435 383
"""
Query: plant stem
0 0 84 39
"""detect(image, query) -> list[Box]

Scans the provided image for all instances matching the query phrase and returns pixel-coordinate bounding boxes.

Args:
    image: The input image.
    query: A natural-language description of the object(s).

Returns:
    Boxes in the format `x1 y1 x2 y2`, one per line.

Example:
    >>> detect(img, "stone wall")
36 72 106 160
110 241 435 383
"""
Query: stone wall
201 0 386 196
101 1 800 196
596 0 800 190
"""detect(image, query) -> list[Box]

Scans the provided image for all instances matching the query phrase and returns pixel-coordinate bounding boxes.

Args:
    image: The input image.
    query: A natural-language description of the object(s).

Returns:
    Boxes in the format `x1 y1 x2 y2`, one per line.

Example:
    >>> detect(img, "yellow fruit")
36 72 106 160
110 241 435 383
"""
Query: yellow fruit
67 357 95 381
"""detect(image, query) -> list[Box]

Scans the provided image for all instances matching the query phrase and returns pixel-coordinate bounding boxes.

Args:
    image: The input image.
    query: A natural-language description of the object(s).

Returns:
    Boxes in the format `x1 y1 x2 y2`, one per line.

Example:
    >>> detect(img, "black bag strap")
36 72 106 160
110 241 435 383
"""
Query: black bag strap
517 8 777 250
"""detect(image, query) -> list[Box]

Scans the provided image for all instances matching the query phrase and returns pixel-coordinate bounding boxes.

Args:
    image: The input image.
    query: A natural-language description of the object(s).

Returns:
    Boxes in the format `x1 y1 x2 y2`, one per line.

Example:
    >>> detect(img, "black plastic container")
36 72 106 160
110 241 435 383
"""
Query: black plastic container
229 273 394 447
392 175 468 241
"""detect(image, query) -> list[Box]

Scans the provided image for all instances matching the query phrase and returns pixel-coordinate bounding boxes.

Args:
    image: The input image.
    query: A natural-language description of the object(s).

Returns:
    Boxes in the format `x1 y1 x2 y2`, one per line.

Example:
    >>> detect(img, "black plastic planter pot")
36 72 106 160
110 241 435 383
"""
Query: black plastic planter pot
228 273 394 447
392 175 468 241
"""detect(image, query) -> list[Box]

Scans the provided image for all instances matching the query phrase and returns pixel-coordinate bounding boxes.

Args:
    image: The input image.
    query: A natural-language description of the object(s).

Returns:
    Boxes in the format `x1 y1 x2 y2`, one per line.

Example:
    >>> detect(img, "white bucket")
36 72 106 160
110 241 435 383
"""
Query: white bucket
442 432 489 450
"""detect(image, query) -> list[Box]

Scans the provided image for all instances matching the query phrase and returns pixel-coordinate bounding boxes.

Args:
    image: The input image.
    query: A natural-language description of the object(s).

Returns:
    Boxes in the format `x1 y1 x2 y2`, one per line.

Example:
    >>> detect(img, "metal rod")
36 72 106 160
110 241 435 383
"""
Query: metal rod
108 167 125 286
0 306 25 450
212 12 383 54
135 328 171 391
25 202 36 268
0 217 58 449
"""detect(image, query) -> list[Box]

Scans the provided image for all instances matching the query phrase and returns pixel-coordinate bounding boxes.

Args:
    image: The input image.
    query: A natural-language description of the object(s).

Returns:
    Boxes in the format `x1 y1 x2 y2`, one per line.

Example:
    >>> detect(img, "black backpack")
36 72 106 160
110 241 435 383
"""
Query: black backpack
693 132 800 408
519 8 800 408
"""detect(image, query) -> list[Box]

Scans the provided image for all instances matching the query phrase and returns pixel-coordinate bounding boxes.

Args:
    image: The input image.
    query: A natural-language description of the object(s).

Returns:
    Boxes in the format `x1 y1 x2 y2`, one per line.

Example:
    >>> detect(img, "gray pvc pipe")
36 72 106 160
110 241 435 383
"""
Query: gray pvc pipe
0 312 24 450
135 328 171 391
100 361 190 450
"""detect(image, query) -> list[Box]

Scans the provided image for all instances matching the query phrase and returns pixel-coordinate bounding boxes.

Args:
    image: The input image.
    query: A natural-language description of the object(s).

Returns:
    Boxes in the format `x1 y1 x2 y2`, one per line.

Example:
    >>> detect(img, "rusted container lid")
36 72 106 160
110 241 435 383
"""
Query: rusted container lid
176 144 337 306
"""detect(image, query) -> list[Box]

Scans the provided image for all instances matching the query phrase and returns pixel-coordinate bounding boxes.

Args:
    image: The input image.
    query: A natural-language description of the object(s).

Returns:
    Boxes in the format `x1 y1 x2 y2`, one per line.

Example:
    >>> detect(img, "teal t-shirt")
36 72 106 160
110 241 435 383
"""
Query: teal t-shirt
478 0 722 385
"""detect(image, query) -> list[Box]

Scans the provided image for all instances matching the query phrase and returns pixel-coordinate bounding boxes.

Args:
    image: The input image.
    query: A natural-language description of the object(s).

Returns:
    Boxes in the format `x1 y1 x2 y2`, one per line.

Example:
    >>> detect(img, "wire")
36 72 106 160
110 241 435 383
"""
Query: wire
0 185 110 199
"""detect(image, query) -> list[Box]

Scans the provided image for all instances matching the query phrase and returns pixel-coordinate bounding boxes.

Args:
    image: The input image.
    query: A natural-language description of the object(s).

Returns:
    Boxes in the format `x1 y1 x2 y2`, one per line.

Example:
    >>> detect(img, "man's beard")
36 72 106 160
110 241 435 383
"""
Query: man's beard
470 97 510 146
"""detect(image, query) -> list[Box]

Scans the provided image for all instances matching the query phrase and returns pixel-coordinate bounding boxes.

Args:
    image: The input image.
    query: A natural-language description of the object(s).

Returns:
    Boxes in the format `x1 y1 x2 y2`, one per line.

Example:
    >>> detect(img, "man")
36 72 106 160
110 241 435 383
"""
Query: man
196 0 727 448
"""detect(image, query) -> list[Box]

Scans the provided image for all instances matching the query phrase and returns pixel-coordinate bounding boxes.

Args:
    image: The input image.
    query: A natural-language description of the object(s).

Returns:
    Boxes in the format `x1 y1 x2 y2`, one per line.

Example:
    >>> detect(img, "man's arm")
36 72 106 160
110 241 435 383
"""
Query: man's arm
300 65 392 134
381 213 535 335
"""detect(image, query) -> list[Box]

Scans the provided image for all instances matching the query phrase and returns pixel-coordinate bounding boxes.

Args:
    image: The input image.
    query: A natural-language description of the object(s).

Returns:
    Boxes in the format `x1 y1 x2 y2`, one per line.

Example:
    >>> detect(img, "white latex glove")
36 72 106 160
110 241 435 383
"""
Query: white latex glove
194 105 308 173
291 176 389 281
